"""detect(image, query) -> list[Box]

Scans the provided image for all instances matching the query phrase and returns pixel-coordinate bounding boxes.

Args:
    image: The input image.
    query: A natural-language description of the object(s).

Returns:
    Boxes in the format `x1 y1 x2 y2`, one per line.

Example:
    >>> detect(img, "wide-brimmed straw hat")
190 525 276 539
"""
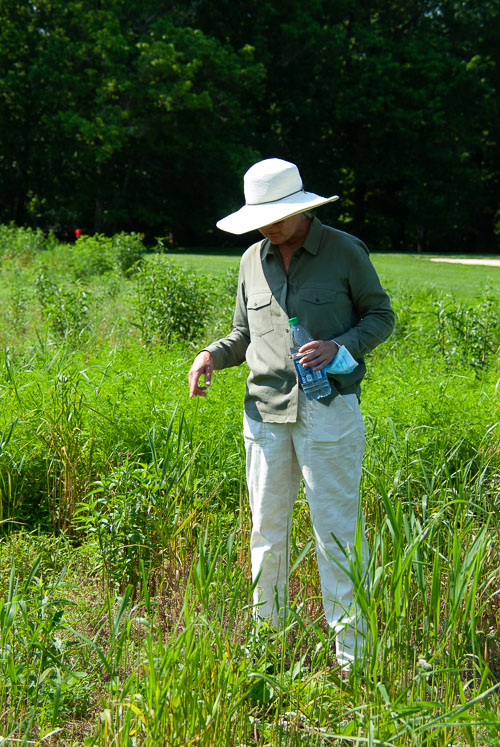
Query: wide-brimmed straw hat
216 158 339 235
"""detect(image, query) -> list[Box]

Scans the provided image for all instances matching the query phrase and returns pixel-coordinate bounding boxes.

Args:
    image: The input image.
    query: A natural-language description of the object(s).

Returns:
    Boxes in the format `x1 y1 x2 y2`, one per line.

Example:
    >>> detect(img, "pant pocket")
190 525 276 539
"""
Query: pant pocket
309 394 365 443
243 413 267 444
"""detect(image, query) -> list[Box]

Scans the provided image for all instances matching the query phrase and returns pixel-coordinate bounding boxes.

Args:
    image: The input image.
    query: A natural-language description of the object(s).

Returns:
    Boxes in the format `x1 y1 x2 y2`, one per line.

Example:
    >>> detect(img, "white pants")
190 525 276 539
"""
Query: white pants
244 390 369 667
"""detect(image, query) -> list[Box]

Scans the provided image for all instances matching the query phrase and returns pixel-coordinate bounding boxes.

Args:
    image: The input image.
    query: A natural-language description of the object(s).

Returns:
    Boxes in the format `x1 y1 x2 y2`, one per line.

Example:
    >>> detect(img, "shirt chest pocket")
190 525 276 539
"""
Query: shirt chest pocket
300 289 337 306
298 288 349 337
247 291 273 337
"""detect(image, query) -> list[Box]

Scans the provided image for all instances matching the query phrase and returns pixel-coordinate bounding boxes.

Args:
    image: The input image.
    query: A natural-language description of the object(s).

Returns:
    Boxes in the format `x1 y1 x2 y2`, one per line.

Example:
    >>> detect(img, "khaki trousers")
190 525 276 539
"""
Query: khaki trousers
244 390 369 668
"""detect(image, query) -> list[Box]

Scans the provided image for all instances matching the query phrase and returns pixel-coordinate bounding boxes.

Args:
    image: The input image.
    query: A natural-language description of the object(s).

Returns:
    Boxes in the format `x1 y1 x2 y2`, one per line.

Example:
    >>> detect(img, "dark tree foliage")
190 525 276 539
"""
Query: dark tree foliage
184 0 500 251
0 0 498 250
0 0 264 241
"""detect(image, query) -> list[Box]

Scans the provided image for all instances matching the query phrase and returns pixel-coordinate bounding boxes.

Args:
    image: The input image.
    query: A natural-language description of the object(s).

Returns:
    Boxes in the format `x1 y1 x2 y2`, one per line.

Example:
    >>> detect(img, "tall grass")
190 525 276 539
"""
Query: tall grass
0 226 497 745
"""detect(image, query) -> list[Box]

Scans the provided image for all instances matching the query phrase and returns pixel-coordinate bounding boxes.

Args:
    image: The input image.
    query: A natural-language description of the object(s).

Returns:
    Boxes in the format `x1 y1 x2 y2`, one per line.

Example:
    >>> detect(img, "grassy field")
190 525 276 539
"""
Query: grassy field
0 225 498 745
163 246 500 299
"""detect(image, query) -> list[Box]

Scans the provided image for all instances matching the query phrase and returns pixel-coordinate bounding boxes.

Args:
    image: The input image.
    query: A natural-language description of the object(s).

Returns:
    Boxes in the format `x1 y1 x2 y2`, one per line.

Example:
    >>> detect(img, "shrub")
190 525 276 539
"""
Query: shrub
433 293 499 369
71 232 146 279
71 235 116 278
112 232 146 274
206 266 239 339
75 420 205 590
0 224 52 259
34 270 88 338
134 258 212 344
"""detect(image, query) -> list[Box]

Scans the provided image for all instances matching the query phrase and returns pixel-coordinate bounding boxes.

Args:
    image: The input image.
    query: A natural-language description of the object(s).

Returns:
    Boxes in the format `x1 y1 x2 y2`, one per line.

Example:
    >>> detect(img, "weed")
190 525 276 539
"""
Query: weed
75 412 209 591
4 267 31 334
35 367 96 532
433 293 499 369
0 231 498 744
0 559 91 734
0 223 52 259
134 258 212 345
71 232 146 279
35 270 89 338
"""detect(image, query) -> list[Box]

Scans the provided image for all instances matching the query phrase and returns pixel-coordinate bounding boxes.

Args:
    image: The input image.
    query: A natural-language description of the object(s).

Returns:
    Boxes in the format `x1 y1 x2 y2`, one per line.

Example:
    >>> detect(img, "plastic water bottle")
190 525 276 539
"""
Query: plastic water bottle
288 317 331 400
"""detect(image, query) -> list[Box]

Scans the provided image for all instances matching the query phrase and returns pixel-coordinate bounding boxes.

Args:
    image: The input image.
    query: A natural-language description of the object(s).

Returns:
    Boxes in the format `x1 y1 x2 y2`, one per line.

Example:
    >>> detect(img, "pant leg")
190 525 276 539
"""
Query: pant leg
292 391 369 667
244 412 302 626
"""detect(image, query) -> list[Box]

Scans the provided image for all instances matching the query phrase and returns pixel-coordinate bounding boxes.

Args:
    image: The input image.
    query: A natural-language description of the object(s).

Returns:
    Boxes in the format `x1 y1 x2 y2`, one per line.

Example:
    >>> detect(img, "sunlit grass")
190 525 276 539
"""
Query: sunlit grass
0 228 498 744
162 246 500 298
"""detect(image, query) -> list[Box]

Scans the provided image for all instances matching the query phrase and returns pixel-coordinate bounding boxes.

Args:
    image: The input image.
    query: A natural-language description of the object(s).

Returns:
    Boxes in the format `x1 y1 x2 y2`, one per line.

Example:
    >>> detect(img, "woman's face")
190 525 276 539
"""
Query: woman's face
258 213 308 245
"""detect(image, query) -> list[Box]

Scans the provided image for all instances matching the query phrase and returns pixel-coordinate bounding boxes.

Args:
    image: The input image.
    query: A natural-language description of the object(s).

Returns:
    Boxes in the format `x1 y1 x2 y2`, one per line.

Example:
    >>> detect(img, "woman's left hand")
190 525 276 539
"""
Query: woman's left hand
298 339 339 370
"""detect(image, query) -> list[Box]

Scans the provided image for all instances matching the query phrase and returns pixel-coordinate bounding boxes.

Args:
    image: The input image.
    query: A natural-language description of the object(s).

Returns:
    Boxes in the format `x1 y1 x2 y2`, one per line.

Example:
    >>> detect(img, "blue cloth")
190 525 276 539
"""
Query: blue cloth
324 345 359 375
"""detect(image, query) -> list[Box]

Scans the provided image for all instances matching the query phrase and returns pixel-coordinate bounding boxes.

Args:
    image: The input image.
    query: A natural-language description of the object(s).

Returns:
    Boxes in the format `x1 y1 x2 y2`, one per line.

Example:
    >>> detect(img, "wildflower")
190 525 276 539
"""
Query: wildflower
417 656 432 672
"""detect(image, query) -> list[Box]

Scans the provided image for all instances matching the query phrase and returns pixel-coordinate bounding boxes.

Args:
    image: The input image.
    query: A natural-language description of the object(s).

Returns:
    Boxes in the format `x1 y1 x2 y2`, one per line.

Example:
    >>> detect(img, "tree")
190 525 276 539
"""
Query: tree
0 0 264 239
0 0 498 250
0 0 43 223
186 0 500 251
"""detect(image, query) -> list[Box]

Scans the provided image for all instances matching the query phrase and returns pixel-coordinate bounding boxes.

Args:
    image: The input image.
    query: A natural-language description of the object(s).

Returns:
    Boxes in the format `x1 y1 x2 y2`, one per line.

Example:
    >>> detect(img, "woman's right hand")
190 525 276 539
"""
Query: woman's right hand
188 351 214 397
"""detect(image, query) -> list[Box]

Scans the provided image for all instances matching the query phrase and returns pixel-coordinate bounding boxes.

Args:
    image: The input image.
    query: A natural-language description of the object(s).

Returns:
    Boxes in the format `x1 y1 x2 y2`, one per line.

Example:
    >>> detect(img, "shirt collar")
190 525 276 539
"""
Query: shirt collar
302 216 323 255
262 216 323 259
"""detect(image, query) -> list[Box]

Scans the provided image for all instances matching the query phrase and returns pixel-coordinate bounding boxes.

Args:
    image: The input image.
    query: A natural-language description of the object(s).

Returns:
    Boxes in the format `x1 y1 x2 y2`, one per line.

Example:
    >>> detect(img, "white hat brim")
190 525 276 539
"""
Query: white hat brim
216 191 339 235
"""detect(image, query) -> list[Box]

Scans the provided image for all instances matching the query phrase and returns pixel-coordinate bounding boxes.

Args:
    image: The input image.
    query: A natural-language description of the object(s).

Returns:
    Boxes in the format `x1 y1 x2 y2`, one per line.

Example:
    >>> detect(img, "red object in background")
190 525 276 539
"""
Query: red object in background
75 228 82 239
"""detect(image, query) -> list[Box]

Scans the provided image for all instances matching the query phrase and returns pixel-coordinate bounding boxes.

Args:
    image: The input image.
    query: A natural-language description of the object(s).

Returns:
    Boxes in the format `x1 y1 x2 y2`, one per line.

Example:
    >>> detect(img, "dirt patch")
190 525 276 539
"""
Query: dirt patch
429 258 500 267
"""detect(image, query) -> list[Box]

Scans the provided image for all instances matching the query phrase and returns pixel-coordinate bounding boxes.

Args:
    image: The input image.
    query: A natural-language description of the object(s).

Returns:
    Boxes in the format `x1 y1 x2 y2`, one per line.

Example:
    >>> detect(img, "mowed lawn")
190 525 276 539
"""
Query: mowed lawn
162 246 500 299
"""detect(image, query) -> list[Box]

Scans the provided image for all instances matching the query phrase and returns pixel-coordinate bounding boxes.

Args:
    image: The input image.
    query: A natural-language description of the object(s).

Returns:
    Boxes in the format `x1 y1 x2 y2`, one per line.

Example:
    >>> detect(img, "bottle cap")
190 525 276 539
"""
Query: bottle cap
288 317 299 326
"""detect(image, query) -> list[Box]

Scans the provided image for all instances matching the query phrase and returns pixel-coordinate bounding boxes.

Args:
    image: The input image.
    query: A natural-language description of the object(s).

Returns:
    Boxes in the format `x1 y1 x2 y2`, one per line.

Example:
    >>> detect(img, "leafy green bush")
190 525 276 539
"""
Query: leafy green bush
134 258 212 344
0 558 92 729
206 266 239 339
34 270 88 338
111 232 146 274
0 224 53 259
433 293 499 369
75 421 205 590
70 232 146 279
71 233 146 278
70 235 116 278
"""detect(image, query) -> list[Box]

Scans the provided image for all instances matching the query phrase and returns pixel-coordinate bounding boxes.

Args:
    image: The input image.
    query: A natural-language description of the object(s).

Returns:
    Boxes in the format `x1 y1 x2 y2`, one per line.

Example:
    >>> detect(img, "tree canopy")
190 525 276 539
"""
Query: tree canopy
0 0 498 251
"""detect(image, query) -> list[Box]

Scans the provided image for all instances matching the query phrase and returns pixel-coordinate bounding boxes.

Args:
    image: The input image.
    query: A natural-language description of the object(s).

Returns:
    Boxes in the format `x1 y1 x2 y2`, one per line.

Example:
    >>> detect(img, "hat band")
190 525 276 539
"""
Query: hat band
246 186 304 207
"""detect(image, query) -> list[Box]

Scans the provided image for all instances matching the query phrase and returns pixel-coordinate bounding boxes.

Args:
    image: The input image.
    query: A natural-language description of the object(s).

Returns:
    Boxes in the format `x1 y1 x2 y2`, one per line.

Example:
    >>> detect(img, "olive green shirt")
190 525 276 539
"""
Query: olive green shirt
206 217 395 423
